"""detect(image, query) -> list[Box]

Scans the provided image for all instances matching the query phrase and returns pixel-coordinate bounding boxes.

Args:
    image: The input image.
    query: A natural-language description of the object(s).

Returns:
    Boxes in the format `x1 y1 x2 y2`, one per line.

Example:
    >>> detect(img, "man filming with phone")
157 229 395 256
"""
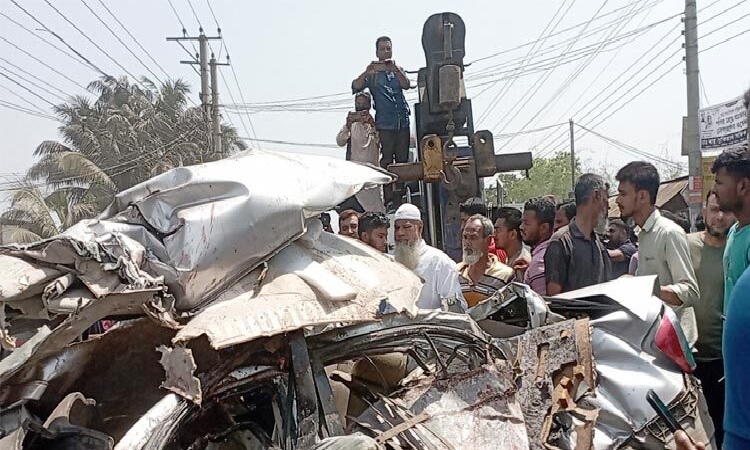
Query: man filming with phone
335 92 385 213
352 36 411 210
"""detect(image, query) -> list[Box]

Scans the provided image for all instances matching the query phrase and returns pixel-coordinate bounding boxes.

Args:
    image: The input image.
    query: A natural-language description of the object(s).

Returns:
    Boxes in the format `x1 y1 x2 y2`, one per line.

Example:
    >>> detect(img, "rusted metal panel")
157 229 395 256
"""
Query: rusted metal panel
422 135 443 183
289 330 318 448
511 319 597 450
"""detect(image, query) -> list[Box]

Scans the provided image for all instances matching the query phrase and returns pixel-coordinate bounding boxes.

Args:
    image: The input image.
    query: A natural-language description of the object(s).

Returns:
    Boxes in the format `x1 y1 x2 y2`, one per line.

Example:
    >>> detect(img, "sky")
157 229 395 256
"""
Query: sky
1 0 749 201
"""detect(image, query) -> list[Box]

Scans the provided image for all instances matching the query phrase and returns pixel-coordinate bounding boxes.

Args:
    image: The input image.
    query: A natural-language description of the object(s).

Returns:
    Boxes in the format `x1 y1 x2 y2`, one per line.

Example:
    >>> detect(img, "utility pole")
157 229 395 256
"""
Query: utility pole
210 55 229 155
167 30 224 154
569 118 576 193
685 0 701 231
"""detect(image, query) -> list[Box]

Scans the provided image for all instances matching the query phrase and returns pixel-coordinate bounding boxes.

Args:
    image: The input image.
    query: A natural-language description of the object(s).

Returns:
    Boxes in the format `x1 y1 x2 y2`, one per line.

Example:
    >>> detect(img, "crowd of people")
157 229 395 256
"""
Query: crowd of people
330 35 748 448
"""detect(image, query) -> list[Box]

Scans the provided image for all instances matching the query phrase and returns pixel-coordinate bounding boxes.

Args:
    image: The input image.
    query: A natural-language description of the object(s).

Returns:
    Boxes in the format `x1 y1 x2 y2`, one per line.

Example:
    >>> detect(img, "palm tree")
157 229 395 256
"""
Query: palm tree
1 75 246 243
0 182 98 243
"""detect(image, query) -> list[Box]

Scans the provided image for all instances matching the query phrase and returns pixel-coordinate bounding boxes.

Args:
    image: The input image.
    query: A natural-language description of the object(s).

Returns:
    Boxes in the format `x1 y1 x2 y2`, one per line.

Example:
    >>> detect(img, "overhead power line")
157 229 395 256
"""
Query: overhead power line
475 0 575 125
0 35 88 90
0 56 70 98
0 10 90 71
500 0 640 151
0 83 48 114
78 0 164 83
94 0 172 80
0 100 57 121
38 0 144 85
238 137 339 149
0 69 56 107
533 10 682 152
468 0 668 65
0 62 68 103
576 123 683 169
492 0 605 139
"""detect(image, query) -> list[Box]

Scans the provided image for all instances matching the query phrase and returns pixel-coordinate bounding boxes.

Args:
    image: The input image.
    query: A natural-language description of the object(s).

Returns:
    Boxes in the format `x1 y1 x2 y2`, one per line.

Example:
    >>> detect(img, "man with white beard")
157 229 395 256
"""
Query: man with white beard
456 215 514 308
393 203 466 310
545 173 613 295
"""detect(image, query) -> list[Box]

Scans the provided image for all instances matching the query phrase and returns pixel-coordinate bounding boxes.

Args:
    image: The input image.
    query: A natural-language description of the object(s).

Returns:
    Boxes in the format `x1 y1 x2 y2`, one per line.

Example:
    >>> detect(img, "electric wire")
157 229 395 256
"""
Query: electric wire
39 0 145 86
500 0 639 151
491 0 604 139
0 62 68 104
78 0 164 84
0 69 56 107
0 56 70 98
533 8 682 151
0 35 88 90
0 100 57 121
475 0 574 125
94 0 172 80
576 123 683 169
0 10 90 71
0 83 49 114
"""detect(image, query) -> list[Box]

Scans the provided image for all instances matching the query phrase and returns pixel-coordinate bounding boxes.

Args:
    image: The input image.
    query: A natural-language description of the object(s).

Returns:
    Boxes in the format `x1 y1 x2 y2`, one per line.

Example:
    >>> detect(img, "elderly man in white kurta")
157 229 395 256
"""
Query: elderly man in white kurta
393 203 466 311
335 92 385 213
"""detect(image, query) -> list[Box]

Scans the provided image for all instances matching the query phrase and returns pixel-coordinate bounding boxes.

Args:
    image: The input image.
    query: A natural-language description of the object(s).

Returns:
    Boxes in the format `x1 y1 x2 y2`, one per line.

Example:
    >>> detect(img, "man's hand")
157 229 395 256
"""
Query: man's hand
659 286 683 306
674 430 705 450
512 259 529 272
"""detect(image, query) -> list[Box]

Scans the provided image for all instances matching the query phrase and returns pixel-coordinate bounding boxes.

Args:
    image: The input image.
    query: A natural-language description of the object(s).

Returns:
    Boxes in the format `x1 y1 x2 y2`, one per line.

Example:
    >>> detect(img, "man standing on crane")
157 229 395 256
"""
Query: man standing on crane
352 36 412 209
335 93 385 212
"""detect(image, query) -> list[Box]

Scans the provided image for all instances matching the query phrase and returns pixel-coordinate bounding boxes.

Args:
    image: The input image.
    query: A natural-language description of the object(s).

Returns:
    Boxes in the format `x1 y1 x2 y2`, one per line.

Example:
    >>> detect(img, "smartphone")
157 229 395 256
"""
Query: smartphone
646 389 682 433
370 60 392 72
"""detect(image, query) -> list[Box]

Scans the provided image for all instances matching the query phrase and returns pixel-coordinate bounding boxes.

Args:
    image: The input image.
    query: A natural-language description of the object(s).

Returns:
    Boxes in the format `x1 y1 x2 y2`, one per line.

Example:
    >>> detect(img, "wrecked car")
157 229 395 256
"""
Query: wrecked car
0 151 715 449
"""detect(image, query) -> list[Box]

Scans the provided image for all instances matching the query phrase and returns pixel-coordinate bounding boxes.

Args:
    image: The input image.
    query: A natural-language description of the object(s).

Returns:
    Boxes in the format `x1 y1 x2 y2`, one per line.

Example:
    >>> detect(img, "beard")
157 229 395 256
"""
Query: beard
462 247 483 266
594 212 608 236
394 240 421 270
707 224 729 238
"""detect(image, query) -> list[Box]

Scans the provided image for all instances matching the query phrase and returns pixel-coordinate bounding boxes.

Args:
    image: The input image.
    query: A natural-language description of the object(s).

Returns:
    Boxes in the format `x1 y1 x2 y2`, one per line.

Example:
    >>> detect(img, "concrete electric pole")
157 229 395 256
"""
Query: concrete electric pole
684 0 701 231
569 119 576 193
167 30 227 155
209 55 229 155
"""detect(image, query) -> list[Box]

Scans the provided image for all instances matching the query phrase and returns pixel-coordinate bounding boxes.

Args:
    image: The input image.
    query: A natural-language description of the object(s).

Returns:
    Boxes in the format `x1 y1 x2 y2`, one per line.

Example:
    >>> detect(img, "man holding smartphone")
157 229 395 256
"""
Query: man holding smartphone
352 36 411 209
335 92 385 213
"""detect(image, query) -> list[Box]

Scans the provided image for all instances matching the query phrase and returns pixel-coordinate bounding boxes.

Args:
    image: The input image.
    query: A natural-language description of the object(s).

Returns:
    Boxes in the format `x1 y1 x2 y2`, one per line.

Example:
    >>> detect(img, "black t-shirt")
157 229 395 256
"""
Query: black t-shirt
544 219 613 293
610 240 637 278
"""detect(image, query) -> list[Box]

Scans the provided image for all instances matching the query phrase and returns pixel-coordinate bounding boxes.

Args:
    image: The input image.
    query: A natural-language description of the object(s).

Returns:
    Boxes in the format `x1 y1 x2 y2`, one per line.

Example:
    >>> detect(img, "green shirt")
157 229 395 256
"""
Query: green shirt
687 232 725 361
723 222 750 311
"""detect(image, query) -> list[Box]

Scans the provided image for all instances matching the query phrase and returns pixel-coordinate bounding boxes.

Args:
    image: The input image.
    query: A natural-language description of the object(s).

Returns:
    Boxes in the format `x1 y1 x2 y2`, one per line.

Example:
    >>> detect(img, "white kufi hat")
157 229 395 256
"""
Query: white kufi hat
394 203 421 221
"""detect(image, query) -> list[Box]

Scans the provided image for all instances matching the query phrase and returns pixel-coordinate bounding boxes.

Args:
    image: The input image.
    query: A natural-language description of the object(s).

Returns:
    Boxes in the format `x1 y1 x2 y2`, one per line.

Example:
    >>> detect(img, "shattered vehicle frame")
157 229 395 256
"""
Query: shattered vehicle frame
0 150 716 450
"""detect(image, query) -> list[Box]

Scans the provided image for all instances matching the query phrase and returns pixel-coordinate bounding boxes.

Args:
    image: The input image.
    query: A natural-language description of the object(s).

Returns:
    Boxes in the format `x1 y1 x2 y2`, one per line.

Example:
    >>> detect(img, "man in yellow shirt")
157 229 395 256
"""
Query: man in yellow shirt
457 214 514 308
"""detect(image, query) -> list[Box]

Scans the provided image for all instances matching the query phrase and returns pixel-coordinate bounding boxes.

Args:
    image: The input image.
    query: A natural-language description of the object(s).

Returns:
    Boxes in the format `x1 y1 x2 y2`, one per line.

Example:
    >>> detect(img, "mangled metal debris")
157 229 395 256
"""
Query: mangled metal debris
353 362 529 449
0 150 717 449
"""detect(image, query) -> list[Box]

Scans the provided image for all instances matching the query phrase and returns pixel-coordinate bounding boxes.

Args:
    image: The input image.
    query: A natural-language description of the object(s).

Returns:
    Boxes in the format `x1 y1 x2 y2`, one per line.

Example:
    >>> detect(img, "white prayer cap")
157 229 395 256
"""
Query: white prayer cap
394 203 422 221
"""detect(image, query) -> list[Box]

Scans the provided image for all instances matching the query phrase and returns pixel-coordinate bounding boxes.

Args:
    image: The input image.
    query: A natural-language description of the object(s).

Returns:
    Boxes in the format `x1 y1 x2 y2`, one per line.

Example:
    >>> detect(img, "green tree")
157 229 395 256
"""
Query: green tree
485 152 581 205
2 76 246 243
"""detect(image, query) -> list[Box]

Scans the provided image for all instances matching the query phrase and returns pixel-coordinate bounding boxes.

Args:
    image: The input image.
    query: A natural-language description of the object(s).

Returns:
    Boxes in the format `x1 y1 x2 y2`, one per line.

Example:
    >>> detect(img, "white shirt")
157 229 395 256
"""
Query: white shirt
636 209 700 347
336 122 384 213
413 241 467 311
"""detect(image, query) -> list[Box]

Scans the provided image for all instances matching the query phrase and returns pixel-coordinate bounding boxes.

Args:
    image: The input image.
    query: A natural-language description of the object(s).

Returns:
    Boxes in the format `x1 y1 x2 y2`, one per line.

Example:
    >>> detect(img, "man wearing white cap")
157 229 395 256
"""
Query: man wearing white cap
393 203 466 310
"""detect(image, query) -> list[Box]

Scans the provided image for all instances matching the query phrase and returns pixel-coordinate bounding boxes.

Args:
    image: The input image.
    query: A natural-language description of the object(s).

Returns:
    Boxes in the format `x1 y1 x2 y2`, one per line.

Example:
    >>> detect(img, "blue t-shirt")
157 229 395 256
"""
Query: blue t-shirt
723 266 750 448
353 71 410 131
723 223 750 310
